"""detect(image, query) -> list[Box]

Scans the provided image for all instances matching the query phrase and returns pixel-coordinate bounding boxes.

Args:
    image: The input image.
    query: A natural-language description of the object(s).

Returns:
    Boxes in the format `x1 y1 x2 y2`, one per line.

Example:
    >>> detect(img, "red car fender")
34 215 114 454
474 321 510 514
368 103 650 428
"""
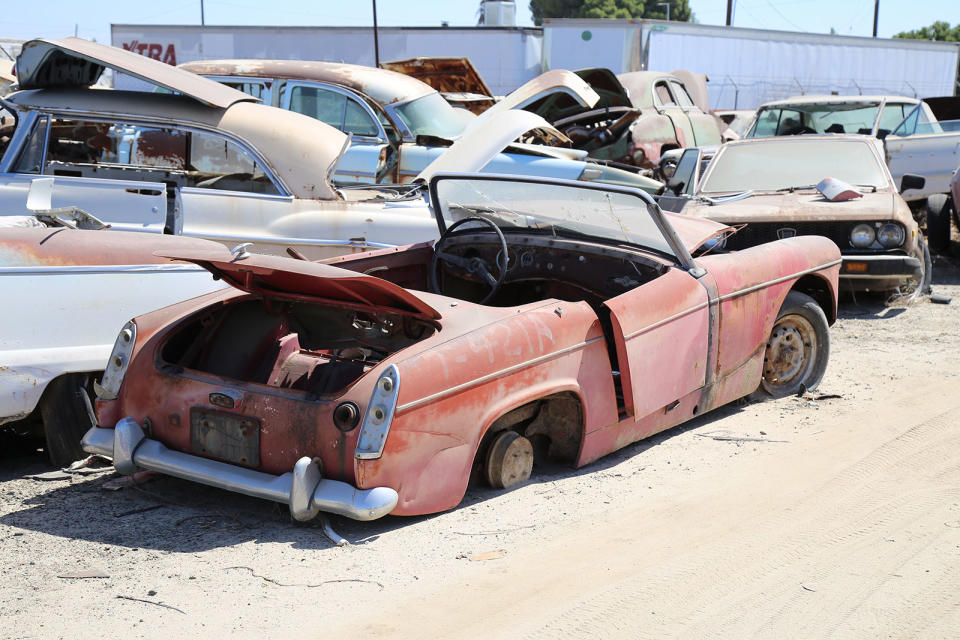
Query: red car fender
356 301 619 515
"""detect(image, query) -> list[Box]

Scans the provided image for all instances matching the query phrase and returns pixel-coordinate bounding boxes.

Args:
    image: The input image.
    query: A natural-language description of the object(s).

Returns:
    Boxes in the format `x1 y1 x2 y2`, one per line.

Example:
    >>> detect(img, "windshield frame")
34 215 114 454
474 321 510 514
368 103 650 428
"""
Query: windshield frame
427 172 698 270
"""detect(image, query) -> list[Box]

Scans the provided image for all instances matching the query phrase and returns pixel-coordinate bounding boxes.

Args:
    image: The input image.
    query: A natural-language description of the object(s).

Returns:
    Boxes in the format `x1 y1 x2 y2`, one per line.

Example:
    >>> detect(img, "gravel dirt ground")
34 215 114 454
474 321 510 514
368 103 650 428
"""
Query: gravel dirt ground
2 257 959 640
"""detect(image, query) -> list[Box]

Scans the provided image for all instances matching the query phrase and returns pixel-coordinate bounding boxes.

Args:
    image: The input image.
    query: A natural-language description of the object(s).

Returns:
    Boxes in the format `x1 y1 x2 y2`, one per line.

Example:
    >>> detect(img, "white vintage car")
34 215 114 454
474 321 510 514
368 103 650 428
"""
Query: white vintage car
0 38 605 464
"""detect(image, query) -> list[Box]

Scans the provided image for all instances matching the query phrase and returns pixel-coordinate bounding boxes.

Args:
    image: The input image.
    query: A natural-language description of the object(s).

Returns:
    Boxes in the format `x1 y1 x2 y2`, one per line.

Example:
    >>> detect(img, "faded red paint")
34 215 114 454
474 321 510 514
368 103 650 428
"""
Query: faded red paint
93 231 840 517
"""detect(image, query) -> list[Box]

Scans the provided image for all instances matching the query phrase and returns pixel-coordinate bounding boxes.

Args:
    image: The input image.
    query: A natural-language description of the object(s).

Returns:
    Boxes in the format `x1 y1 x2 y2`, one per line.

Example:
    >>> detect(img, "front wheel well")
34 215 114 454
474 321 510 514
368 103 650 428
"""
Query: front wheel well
790 274 836 324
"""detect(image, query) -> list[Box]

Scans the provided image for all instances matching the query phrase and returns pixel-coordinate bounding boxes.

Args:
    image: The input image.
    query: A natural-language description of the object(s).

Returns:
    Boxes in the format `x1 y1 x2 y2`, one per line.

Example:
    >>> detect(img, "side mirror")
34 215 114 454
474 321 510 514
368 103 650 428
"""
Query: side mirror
900 174 925 192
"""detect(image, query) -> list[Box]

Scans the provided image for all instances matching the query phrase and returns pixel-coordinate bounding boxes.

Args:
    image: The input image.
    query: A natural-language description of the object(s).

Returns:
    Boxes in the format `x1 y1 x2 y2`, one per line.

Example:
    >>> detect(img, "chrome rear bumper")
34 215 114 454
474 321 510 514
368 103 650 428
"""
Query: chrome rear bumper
82 418 397 521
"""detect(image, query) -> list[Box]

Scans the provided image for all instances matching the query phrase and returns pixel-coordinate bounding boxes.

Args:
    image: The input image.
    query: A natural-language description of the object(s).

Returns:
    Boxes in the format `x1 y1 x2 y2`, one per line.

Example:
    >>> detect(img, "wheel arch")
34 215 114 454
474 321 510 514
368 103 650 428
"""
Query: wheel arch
471 385 587 471
789 273 837 325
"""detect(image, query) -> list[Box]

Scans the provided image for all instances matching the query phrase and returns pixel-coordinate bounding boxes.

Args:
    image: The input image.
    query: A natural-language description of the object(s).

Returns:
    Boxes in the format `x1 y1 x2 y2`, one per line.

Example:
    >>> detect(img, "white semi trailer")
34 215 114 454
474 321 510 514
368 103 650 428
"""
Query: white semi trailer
542 19 960 110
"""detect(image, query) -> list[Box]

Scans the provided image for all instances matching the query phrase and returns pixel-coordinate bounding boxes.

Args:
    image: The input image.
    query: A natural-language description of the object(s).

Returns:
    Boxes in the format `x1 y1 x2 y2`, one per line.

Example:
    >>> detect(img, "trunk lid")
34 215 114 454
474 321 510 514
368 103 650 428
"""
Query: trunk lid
156 246 442 320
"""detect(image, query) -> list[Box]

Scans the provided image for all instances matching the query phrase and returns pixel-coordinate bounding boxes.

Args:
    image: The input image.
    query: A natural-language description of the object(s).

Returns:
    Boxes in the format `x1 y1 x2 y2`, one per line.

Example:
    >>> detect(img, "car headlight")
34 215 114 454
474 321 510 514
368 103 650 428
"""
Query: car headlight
876 222 905 248
850 223 876 248
95 320 137 400
355 364 400 460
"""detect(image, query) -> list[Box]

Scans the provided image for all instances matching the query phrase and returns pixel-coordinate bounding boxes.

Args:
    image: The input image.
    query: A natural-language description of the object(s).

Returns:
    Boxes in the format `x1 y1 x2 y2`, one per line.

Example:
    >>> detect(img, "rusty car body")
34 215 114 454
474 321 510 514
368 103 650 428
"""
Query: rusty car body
178 59 661 192
662 136 930 294
82 172 840 522
524 69 723 171
380 57 496 114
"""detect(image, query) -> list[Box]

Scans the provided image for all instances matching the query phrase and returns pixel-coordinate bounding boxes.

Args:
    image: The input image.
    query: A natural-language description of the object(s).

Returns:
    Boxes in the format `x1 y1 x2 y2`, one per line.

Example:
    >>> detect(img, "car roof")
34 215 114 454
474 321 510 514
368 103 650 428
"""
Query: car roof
178 59 436 106
758 95 920 108
7 87 348 201
722 133 883 149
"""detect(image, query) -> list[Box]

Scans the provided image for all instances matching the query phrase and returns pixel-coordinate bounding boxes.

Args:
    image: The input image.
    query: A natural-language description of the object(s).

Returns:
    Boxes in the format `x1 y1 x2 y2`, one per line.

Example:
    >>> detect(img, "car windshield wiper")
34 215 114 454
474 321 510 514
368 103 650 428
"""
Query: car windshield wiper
775 184 818 192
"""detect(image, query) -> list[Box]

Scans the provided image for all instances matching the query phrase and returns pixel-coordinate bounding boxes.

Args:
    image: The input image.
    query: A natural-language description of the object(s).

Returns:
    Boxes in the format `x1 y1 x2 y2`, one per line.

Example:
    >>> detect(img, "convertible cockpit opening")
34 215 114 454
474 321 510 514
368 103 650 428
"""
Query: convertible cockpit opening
160 298 436 396
430 229 667 309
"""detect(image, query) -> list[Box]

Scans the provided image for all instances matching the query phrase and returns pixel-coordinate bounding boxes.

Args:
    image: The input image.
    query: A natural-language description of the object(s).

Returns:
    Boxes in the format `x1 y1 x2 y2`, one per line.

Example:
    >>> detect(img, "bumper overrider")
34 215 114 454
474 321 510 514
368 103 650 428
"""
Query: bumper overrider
840 254 922 283
82 418 398 521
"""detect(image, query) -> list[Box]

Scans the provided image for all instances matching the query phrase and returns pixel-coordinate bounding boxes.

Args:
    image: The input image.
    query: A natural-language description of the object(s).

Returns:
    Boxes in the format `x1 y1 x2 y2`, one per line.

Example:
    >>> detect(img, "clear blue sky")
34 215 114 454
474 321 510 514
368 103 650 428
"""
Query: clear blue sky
3 0 956 45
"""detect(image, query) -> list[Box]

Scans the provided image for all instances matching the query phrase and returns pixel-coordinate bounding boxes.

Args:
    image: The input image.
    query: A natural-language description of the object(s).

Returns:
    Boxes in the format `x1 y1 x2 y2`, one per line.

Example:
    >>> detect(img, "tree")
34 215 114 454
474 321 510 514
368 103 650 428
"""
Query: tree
530 0 692 26
894 21 960 42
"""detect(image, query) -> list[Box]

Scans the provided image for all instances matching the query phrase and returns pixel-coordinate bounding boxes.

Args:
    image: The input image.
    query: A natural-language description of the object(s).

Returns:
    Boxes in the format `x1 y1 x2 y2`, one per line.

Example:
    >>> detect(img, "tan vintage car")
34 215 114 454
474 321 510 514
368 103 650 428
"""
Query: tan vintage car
660 135 930 295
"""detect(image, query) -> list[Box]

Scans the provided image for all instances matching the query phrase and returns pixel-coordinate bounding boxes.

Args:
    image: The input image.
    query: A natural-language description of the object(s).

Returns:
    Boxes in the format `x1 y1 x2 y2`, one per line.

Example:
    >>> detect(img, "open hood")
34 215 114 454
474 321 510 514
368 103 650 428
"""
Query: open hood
417 109 569 182
15 38 255 108
470 69 599 128
156 246 442 320
526 68 632 124
381 57 492 98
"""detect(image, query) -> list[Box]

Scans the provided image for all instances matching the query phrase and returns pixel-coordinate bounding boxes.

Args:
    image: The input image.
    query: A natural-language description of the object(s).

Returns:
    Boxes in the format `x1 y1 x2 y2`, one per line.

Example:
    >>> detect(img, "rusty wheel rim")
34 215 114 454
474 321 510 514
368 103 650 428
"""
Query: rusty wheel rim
762 314 816 391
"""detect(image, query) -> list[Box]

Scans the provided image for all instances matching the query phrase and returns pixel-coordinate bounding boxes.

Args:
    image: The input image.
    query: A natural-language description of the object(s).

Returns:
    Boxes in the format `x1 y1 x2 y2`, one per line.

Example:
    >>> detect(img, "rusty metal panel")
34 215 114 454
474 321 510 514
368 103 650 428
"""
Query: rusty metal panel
381 57 492 99
603 268 710 418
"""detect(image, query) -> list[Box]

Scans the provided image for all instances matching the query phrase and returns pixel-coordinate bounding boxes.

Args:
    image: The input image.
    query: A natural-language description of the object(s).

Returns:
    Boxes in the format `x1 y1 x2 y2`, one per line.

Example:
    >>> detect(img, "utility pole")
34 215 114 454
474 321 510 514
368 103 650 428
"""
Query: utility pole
872 0 879 37
658 2 670 22
726 0 734 26
372 0 380 68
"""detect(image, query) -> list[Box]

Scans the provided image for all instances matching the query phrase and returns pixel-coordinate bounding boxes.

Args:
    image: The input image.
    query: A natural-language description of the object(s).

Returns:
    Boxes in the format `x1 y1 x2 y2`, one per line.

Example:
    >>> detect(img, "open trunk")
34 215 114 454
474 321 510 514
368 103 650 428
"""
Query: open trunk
160 297 436 396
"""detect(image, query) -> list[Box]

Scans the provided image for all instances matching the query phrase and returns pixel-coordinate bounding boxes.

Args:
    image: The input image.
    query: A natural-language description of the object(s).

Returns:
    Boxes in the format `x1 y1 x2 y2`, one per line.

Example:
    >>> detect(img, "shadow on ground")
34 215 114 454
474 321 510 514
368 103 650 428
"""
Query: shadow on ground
0 397 753 553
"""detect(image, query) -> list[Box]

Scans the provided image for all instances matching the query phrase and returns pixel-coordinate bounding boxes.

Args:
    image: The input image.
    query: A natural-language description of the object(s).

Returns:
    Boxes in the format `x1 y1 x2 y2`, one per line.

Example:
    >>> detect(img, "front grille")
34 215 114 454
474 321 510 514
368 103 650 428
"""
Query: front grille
724 221 851 250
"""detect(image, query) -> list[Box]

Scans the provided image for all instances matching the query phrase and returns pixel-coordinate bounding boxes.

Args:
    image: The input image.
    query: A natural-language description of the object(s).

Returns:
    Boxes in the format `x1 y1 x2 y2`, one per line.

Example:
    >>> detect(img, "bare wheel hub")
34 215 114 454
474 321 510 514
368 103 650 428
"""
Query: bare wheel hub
763 315 816 389
485 431 533 490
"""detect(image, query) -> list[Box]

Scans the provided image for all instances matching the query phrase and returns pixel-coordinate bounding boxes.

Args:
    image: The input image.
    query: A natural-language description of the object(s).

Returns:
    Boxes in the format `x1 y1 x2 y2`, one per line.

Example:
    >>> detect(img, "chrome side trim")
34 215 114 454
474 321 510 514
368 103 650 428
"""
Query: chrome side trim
715 258 842 303
180 230 395 250
0 264 209 275
81 422 398 521
622 259 842 341
397 336 605 414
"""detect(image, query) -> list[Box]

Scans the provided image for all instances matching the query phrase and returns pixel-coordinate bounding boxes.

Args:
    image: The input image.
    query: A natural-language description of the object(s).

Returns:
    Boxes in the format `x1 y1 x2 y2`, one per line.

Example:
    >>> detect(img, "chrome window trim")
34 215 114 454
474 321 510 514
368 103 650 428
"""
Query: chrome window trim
281 80 388 143
20 107 291 197
201 75 273 105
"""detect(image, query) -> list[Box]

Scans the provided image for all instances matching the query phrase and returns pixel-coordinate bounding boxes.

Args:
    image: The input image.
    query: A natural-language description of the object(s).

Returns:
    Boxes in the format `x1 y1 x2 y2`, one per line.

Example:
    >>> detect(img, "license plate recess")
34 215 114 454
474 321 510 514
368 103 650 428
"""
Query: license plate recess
190 408 261 467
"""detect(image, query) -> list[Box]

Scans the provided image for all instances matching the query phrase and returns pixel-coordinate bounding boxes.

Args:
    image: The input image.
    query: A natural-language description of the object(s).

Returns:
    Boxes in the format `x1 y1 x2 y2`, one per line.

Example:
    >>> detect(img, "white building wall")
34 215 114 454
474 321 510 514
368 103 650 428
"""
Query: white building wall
111 25 541 96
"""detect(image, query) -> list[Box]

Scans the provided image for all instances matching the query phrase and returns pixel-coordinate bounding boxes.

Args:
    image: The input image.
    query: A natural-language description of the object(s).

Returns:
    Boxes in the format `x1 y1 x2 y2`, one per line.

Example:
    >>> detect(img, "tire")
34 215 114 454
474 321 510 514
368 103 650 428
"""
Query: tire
918 238 933 295
925 193 952 254
39 373 96 467
759 291 830 398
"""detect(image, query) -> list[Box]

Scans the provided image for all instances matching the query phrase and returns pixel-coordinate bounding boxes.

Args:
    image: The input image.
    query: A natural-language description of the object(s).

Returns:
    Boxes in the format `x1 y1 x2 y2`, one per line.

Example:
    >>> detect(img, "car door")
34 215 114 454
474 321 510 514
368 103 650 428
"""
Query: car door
653 79 694 148
0 112 173 232
670 80 720 146
280 81 394 184
603 267 712 420
884 103 960 201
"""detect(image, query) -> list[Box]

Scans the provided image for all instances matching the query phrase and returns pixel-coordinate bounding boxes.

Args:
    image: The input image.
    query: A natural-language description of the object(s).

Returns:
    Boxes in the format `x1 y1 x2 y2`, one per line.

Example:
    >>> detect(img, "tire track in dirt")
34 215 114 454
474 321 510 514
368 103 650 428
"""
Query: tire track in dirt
513 411 960 640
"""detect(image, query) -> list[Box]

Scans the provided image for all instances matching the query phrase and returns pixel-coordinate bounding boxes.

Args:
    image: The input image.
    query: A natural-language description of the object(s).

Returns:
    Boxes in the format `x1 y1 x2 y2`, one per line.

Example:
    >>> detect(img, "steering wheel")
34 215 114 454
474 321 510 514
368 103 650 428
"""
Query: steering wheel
430 216 508 305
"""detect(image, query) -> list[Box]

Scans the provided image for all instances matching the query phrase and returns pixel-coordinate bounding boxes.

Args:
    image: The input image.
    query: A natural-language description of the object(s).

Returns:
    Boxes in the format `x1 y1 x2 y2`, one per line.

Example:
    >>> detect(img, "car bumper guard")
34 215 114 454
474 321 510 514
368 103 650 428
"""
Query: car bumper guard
81 418 398 521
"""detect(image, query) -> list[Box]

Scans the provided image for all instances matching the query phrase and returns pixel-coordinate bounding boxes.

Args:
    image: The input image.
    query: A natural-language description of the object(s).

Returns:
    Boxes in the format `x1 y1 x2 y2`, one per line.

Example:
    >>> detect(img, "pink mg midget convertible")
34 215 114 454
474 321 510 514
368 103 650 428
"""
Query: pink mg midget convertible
84 174 841 521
